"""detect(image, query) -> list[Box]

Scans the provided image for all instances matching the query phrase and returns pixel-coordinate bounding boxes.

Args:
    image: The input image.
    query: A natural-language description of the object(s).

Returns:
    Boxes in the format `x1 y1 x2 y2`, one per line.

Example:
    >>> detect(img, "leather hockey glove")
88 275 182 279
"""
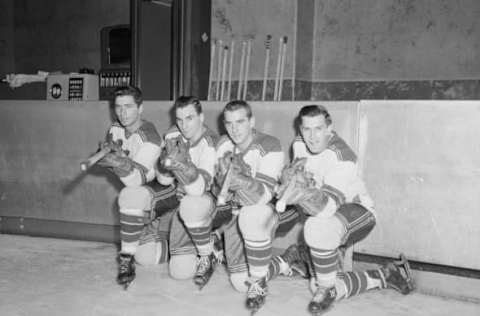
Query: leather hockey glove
97 137 134 177
160 138 199 186
276 158 327 216
217 152 265 206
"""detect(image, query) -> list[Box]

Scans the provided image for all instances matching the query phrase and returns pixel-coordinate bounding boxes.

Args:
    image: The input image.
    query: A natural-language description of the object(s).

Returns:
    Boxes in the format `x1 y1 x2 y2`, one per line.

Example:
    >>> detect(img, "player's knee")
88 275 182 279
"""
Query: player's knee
169 254 197 280
179 194 214 226
135 242 167 266
229 271 249 293
118 186 152 211
304 216 344 250
238 204 275 239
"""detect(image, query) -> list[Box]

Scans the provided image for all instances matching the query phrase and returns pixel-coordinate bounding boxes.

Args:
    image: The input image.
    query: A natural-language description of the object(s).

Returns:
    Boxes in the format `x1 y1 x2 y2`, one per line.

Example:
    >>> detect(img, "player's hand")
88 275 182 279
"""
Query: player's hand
161 138 191 170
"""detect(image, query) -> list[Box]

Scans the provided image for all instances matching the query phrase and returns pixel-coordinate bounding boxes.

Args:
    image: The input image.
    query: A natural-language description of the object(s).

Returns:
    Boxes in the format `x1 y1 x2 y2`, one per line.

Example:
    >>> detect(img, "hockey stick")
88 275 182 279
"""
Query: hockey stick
80 147 111 171
278 36 288 101
237 40 246 100
226 40 235 101
220 45 228 101
275 174 296 213
242 39 252 100
207 39 216 100
261 35 272 101
217 160 234 206
273 37 283 101
215 40 223 101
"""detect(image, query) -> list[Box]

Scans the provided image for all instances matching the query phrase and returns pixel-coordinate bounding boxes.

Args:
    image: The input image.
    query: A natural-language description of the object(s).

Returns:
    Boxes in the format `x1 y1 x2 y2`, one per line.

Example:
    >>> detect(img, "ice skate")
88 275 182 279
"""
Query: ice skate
117 253 135 290
367 253 415 295
193 252 217 290
308 285 337 315
245 277 268 315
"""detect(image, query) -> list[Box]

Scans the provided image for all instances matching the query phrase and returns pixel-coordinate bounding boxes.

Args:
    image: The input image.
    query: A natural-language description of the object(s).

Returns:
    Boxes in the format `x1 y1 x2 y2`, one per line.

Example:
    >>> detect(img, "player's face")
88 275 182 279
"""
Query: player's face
300 114 332 154
114 95 143 131
176 104 204 141
224 108 254 151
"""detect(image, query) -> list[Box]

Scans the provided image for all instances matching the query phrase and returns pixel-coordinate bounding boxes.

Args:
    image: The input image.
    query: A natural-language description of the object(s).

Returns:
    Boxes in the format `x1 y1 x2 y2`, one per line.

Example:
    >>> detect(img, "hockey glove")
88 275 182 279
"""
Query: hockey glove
97 151 134 177
276 159 327 216
217 152 265 206
160 138 199 186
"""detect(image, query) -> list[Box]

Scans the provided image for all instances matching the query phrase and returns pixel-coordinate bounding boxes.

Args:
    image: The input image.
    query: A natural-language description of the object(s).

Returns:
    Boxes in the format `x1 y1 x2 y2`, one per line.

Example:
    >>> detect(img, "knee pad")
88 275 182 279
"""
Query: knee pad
179 194 214 226
118 186 152 211
135 241 167 266
169 254 197 280
238 204 275 240
229 271 249 293
304 216 344 250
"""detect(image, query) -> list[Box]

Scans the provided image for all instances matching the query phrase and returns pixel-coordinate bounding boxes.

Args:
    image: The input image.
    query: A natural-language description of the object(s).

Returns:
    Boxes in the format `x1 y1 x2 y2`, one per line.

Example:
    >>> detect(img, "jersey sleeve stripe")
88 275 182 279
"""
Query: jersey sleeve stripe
256 172 277 191
132 161 148 184
322 184 346 206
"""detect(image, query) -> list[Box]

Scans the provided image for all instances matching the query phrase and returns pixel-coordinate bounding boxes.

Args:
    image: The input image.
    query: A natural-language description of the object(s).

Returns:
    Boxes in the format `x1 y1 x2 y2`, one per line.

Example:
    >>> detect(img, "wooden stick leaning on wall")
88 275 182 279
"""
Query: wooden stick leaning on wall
273 37 283 101
237 41 246 100
226 40 235 101
220 46 228 101
278 36 288 101
261 35 272 101
242 40 252 100
215 39 223 101
207 39 216 100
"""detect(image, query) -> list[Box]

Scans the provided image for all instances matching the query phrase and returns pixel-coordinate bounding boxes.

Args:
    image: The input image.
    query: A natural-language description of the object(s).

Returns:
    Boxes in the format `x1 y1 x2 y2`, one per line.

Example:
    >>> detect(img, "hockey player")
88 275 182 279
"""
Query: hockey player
276 105 414 315
213 100 309 313
97 86 179 289
155 96 220 287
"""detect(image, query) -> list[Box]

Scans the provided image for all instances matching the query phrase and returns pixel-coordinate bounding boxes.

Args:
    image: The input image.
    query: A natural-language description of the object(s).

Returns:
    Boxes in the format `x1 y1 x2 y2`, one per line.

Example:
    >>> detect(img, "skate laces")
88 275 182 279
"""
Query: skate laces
118 255 132 273
196 255 212 274
247 279 267 298
312 285 335 303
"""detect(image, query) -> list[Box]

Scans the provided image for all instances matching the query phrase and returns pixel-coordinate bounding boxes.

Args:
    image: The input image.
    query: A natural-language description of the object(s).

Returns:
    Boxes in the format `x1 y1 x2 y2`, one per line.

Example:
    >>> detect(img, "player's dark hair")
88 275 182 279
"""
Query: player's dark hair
223 100 253 118
113 86 143 107
174 96 202 114
299 104 332 126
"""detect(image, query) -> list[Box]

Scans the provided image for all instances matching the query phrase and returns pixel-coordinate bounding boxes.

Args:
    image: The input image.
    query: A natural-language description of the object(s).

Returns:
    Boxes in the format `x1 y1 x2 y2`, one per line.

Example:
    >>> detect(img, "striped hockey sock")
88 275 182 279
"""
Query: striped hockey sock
120 212 145 254
336 271 377 299
244 238 272 279
187 225 213 257
310 247 338 287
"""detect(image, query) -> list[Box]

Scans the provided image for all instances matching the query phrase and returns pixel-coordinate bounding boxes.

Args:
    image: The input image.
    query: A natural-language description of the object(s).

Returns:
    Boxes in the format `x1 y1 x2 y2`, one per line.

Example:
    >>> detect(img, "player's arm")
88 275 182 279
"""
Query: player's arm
186 143 215 196
315 152 356 217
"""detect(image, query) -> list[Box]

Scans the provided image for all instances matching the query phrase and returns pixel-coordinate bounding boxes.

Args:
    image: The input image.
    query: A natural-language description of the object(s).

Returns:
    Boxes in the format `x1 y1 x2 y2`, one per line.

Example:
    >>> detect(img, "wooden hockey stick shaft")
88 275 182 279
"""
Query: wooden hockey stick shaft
275 174 296 213
80 147 111 171
261 35 272 101
273 37 283 101
226 40 235 101
237 41 246 100
217 162 234 206
242 40 252 100
278 36 288 101
220 46 228 101
215 40 223 101
208 39 216 100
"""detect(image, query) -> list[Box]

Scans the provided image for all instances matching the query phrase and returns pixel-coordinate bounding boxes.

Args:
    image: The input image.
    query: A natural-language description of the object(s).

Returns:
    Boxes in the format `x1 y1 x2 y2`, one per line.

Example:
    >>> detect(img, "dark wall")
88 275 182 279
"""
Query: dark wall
0 0 129 99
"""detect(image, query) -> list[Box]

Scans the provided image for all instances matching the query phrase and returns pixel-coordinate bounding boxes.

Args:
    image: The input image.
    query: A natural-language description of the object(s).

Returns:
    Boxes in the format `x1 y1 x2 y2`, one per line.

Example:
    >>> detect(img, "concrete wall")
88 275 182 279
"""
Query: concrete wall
211 0 480 100
1 99 479 271
312 0 480 81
